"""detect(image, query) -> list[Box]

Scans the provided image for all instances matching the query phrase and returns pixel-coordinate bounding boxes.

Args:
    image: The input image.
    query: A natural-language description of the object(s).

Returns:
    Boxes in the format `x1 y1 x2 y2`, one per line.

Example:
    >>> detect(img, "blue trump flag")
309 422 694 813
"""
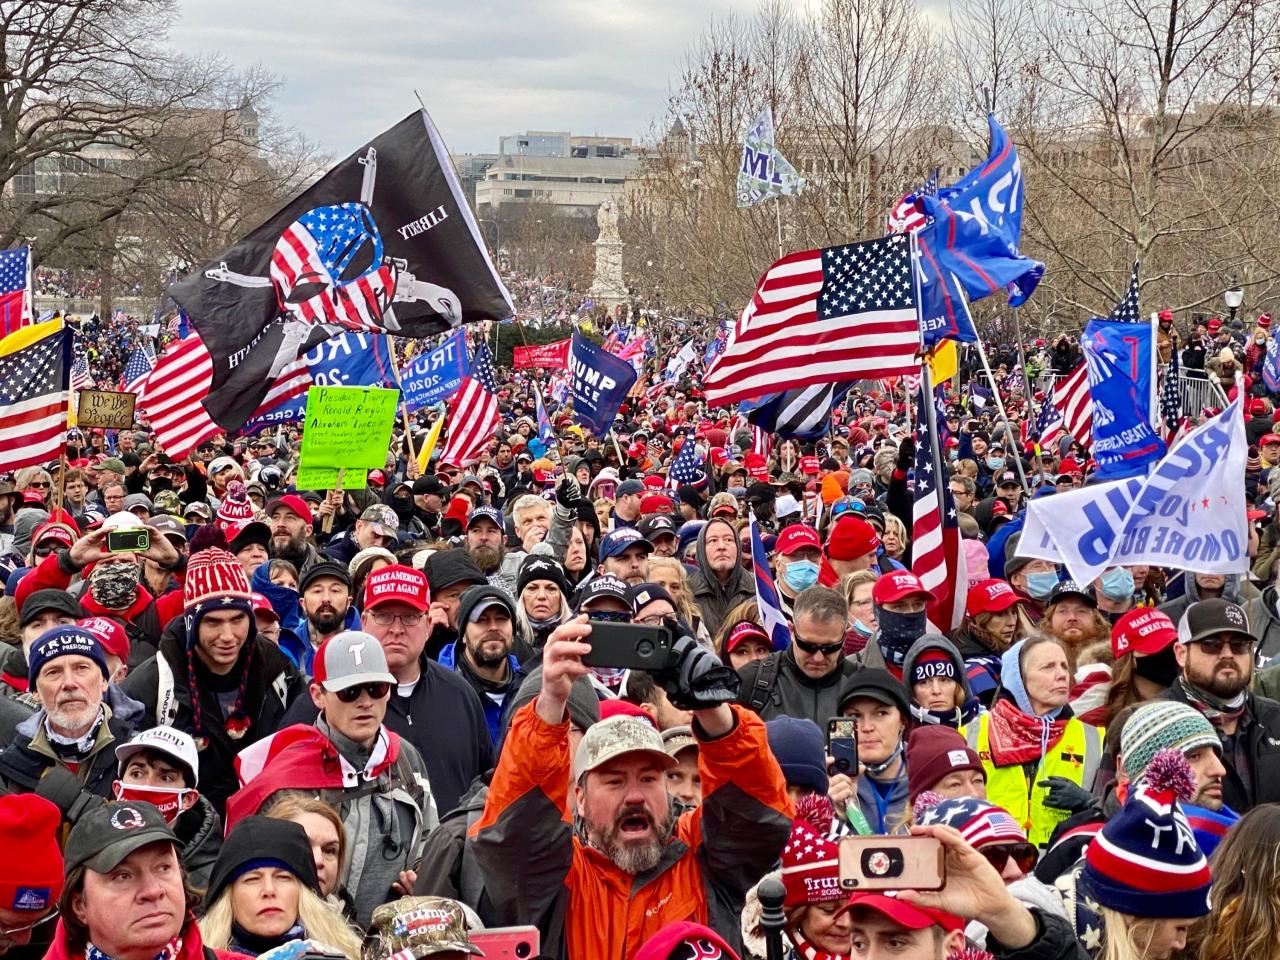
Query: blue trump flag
1083 265 1165 479
918 114 1043 308
569 331 637 435
1264 336 1280 393
243 331 396 430
399 329 468 412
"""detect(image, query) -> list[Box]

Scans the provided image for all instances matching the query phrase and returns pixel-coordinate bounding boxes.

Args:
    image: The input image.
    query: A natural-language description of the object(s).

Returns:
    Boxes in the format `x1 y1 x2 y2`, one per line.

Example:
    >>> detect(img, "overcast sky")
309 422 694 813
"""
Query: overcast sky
170 0 742 157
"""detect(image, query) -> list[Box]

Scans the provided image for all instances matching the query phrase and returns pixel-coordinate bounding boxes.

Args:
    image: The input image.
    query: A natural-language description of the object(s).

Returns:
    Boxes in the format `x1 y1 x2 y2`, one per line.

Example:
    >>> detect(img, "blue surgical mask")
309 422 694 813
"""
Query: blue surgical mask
987 457 1006 471
852 618 875 638
782 559 820 591
1026 571 1059 600
1100 567 1135 601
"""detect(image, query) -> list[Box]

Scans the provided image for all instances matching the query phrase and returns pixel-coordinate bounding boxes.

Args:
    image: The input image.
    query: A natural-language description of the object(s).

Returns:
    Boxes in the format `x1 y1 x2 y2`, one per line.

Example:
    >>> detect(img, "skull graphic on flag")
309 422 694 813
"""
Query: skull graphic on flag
270 201 397 333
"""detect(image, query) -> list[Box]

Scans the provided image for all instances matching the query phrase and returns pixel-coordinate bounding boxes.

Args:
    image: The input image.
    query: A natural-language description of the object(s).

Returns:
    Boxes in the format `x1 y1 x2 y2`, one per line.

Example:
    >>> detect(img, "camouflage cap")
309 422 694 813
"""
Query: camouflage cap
572 714 676 781
367 896 483 958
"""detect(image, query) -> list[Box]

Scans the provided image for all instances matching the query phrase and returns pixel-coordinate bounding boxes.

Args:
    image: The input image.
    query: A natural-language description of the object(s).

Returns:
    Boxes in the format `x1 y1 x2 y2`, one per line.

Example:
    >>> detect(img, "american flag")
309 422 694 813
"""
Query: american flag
135 334 220 459
254 356 312 416
534 385 555 447
911 383 965 632
886 170 940 235
1106 262 1141 323
120 345 155 394
70 349 91 392
704 234 921 408
0 320 70 470
1035 389 1063 452
269 202 396 331
0 247 31 339
731 412 773 459
667 437 703 488
439 341 499 467
1160 347 1186 444
1046 362 1093 449
748 508 791 649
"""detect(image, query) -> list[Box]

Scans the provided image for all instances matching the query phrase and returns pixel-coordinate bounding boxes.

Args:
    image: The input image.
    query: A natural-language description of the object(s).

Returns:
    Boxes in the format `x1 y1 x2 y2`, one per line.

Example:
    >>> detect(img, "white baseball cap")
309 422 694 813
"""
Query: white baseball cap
115 726 199 785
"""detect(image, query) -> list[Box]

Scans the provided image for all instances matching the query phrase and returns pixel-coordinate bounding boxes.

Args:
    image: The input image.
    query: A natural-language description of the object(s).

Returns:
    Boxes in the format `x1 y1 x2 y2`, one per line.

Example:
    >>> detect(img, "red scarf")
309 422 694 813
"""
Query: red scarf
986 697 1070 767
788 926 849 960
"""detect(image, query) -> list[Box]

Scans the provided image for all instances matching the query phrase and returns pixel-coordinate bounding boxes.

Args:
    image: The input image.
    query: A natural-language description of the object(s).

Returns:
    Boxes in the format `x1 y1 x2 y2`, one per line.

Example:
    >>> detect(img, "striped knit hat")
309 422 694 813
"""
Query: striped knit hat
1083 749 1212 919
181 548 256 746
1119 700 1220 781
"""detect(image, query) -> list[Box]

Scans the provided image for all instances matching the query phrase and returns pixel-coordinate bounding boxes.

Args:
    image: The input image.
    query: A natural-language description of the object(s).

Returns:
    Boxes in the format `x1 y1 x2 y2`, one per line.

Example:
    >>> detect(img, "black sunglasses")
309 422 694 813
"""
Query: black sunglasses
794 635 843 657
334 681 391 703
979 842 1038 874
1191 636 1254 657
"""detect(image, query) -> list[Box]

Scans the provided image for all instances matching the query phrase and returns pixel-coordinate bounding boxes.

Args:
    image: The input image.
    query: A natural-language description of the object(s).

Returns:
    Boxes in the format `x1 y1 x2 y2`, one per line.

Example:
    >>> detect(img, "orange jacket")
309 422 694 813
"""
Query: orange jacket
469 700 792 960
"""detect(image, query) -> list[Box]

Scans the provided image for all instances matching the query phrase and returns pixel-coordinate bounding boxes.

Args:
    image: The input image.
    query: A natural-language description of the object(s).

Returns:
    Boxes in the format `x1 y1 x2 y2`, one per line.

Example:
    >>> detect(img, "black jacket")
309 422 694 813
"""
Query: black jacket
1164 681 1280 812
277 653 494 817
174 795 223 893
736 647 863 725
120 624 305 817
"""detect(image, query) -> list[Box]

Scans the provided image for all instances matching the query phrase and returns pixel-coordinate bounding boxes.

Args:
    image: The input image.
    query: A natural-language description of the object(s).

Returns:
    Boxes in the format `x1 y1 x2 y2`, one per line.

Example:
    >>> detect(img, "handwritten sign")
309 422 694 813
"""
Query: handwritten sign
77 390 136 429
299 386 399 469
294 465 368 491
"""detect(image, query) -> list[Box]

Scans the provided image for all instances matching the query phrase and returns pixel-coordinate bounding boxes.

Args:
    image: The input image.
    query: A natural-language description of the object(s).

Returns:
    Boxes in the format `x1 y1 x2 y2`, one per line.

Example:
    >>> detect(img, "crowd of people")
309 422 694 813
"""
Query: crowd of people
2 286 1280 960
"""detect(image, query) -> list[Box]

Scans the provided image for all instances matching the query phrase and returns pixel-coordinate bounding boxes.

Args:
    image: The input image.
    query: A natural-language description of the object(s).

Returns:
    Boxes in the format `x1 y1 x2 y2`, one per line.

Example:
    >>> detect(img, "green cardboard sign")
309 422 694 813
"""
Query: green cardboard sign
299 386 399 469
294 465 368 492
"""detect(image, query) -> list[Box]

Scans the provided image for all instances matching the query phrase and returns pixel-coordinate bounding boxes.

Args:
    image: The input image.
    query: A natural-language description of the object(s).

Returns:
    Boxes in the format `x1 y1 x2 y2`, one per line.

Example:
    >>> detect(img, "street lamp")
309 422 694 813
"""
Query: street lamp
1225 277 1244 328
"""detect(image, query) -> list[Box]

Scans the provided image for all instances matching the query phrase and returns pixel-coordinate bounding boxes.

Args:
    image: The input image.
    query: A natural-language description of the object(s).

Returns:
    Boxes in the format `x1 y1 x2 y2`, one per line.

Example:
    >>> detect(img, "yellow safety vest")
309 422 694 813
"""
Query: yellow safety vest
965 712 1104 848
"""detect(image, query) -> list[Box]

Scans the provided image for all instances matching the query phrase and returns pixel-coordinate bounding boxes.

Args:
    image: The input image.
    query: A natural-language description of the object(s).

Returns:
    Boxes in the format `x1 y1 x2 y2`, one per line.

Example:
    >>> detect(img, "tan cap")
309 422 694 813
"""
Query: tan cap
661 725 697 758
573 714 676 781
367 896 483 958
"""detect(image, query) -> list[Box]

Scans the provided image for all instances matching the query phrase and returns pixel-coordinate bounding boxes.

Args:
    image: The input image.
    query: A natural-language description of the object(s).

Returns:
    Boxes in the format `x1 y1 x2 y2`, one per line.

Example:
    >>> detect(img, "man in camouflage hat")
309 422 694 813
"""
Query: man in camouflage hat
367 896 482 959
323 502 400 567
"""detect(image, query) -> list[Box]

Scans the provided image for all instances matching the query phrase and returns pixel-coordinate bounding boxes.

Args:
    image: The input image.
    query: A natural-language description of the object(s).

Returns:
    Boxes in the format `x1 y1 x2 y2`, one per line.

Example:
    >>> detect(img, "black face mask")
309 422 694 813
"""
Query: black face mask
149 477 172 494
876 608 929 668
1134 645 1179 688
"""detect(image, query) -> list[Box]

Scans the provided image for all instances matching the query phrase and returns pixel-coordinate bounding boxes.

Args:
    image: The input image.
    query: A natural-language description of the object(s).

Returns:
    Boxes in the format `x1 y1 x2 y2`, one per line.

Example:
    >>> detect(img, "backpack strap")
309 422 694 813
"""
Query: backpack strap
746 654 782 714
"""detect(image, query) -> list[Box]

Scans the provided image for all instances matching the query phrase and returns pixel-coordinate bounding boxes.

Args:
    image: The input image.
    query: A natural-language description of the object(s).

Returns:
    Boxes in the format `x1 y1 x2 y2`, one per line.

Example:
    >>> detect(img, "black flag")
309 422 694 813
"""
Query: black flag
168 109 513 432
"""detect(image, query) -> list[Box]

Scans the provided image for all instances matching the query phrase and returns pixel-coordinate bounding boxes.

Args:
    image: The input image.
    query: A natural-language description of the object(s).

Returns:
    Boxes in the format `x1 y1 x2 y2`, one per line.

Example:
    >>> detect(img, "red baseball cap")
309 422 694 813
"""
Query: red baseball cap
872 570 935 604
1208 317 1222 331
251 593 280 623
265 494 314 527
77 616 130 662
966 578 1022 617
838 892 964 934
1111 608 1177 658
1262 434 1280 447
367 469 386 487
724 621 772 653
363 564 429 611
776 524 821 556
32 521 75 549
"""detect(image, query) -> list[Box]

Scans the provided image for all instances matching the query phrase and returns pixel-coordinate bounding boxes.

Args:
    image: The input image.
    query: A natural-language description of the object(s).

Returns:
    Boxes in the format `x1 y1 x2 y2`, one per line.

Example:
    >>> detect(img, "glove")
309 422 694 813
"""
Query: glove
1037 776 1099 815
555 474 582 506
896 436 915 471
654 633 741 711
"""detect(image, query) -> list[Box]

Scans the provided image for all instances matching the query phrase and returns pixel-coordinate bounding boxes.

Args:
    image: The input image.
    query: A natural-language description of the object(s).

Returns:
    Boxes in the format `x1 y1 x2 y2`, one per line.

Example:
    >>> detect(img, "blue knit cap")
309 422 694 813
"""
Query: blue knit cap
765 716 829 796
28 626 108 687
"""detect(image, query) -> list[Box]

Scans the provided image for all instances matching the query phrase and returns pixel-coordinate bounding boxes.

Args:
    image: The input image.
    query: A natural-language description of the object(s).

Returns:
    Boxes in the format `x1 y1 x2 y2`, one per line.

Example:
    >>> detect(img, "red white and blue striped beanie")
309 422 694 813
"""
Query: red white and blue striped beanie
916 796 1027 847
1082 749 1212 919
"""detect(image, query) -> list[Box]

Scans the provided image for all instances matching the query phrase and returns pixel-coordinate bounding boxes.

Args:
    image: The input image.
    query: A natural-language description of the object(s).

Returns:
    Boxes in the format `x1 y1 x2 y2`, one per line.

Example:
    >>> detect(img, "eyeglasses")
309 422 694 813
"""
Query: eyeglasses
635 614 671 626
979 842 1038 875
794 635 844 657
0 907 58 939
1191 636 1254 656
368 610 424 627
334 681 391 703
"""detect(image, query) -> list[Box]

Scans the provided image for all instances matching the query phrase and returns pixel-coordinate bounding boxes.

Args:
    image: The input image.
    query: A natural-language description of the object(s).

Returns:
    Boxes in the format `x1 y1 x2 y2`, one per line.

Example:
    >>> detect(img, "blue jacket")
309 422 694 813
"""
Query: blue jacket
438 640 523 745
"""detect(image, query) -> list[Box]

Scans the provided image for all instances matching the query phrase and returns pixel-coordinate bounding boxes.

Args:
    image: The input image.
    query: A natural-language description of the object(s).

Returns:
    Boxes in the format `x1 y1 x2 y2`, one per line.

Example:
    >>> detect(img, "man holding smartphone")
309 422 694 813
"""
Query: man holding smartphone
470 615 792 959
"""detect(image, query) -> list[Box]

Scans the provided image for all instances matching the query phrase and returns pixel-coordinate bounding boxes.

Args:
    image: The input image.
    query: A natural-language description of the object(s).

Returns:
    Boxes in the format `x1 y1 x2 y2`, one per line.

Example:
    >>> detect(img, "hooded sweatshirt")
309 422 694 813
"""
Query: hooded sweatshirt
902 633 978 728
686 517 754 635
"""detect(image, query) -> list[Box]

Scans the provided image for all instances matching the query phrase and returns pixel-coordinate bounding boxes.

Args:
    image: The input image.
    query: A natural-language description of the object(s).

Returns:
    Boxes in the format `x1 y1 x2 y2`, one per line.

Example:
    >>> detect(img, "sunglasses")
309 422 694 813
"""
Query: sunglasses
794 635 843 657
979 842 1038 875
334 681 391 703
1191 636 1253 656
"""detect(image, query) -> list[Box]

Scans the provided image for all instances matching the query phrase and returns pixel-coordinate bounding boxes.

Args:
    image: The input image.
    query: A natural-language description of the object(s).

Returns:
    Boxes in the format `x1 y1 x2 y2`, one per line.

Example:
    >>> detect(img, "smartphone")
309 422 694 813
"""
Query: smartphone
827 718 858 775
106 529 150 553
838 836 945 891
582 622 675 671
469 927 540 960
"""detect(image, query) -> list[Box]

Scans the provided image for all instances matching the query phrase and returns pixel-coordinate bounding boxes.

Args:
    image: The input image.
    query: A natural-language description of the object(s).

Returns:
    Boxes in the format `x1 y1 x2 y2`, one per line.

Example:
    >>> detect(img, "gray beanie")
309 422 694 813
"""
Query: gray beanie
13 508 51 558
1003 532 1031 579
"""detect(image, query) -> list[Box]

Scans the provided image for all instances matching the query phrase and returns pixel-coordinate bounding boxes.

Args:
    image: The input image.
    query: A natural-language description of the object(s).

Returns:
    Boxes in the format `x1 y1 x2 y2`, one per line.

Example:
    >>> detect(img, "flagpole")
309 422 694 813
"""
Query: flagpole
1010 310 1043 454
773 201 784 260
974 335 1031 496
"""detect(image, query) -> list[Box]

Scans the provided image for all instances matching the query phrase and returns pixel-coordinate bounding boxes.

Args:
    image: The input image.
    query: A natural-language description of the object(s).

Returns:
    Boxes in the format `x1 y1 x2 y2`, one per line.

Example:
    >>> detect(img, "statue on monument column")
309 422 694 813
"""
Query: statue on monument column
596 198 620 242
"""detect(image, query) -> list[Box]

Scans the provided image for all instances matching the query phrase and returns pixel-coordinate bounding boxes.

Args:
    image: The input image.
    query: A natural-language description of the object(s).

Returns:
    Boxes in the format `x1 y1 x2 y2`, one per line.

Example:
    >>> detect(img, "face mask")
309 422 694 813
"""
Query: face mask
149 477 173 494
782 559 820 591
876 608 928 666
852 618 875 638
728 486 747 498
112 782 192 823
1133 645 1180 688
1025 571 1059 600
89 562 138 609
1099 568 1135 601
987 457 1006 471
